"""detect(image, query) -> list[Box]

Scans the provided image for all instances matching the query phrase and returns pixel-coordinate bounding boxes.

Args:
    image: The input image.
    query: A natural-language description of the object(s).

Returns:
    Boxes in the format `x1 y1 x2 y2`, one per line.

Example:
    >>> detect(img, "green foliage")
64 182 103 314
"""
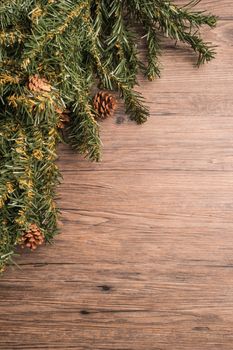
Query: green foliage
0 0 216 272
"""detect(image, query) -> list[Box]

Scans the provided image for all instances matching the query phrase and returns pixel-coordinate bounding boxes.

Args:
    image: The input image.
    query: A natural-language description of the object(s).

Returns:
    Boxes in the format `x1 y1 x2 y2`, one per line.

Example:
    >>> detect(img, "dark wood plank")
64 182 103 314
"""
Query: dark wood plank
0 3 233 350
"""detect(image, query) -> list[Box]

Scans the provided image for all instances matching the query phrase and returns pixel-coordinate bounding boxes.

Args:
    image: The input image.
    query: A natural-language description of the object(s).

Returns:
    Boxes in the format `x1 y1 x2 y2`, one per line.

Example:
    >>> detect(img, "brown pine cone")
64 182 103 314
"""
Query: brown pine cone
28 75 52 92
56 108 70 129
58 113 70 129
93 91 116 120
20 223 44 250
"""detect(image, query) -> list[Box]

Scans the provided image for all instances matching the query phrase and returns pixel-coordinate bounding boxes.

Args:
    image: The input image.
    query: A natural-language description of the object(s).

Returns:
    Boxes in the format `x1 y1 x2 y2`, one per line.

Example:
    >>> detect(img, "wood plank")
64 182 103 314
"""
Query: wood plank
59 113 233 172
175 0 233 18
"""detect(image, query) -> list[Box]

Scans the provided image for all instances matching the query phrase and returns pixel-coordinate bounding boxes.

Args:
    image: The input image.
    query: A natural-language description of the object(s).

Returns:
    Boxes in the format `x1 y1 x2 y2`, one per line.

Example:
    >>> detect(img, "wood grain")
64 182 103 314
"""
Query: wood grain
1 2 233 349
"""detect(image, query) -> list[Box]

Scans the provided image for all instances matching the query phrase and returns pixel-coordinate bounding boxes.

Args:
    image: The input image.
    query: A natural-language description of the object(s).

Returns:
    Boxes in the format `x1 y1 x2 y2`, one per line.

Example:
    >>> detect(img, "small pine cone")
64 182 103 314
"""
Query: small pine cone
20 223 44 250
56 108 71 129
93 91 116 120
28 74 52 92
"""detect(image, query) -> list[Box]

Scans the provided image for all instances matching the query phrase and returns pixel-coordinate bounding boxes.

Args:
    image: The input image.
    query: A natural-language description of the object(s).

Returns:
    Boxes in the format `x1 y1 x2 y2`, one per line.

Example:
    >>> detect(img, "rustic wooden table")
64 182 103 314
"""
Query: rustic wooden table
1 1 233 349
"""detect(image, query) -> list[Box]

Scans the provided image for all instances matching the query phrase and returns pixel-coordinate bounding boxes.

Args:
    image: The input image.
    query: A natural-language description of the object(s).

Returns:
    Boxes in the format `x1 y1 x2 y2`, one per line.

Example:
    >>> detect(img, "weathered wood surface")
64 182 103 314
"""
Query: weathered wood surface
1 2 233 349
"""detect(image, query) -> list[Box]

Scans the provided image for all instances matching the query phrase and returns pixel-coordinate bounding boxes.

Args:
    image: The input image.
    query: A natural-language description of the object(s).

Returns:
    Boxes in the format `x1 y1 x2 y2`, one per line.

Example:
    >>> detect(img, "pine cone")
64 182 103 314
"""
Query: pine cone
20 223 44 250
93 91 116 120
28 75 52 92
56 108 70 129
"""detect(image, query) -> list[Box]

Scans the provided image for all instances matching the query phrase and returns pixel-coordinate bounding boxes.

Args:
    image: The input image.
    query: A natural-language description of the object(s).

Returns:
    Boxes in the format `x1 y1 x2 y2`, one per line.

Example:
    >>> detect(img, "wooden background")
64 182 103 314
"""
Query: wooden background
1 1 233 349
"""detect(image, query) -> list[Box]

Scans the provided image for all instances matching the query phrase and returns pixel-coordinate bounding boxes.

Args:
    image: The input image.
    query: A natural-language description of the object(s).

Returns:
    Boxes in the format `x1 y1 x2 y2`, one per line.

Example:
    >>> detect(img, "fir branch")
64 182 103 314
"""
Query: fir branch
145 26 161 80
86 15 149 124
21 1 87 69
127 0 217 65
0 0 217 273
68 97 101 162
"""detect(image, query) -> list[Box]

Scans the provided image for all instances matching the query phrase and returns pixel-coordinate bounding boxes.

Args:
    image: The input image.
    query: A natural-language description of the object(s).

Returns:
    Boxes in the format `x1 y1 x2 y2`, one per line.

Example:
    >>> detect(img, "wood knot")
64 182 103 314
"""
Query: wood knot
193 326 210 332
98 285 112 292
80 310 90 315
